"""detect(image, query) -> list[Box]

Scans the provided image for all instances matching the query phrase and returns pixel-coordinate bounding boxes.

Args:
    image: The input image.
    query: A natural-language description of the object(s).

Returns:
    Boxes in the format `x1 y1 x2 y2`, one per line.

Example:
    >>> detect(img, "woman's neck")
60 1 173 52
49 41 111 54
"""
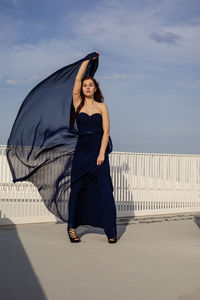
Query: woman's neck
84 97 95 106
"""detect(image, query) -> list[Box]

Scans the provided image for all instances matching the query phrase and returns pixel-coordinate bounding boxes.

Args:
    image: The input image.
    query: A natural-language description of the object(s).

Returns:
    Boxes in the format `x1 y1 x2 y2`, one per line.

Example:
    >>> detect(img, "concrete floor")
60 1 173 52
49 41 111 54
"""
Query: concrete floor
1 213 200 300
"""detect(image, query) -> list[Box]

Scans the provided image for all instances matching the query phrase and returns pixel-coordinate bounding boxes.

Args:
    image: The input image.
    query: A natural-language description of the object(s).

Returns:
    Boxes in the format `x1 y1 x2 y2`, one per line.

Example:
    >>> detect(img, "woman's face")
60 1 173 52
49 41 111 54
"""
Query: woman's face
82 79 96 97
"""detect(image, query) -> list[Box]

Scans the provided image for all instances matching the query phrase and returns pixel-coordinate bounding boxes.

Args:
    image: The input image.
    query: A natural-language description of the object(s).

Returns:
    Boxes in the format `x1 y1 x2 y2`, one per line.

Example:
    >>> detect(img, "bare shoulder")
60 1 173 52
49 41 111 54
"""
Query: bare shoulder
97 102 109 115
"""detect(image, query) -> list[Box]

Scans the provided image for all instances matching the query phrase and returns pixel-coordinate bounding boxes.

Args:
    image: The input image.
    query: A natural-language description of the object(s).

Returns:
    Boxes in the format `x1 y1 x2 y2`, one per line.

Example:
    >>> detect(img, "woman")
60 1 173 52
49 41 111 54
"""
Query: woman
67 52 117 243
6 51 117 244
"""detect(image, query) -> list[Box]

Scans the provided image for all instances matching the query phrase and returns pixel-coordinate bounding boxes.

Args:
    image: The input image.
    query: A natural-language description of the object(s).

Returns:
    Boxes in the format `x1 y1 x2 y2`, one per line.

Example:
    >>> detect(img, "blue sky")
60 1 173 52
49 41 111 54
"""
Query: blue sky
0 0 200 154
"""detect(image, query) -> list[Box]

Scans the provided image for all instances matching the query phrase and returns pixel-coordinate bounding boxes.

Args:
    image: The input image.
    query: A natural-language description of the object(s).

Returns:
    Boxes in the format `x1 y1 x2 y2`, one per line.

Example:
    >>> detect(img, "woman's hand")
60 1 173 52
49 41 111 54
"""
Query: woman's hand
97 152 105 166
92 51 100 59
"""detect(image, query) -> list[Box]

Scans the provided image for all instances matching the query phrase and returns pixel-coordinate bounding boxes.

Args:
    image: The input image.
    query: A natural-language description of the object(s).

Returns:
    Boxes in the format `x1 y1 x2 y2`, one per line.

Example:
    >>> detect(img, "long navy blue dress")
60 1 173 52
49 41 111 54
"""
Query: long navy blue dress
6 52 117 239
68 112 117 238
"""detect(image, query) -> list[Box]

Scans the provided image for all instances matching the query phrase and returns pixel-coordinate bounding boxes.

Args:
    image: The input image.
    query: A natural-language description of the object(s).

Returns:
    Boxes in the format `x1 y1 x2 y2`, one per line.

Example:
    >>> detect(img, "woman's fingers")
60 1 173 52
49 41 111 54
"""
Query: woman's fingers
92 51 100 60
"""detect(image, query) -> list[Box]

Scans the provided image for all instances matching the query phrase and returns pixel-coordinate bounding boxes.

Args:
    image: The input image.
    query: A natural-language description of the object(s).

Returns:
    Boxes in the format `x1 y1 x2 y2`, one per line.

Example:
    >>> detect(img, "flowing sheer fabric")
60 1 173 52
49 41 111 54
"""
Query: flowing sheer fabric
6 52 113 222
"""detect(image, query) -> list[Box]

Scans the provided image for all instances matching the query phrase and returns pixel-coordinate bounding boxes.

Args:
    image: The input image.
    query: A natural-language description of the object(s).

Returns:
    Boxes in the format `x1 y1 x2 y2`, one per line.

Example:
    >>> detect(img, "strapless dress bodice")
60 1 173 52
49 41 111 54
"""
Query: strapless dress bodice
76 112 103 135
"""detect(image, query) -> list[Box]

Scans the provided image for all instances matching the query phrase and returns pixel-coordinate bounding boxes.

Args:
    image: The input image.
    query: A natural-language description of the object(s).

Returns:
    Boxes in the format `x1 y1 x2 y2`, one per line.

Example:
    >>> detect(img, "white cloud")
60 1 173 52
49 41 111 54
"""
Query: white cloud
98 73 149 80
99 73 129 80
65 0 200 65
5 79 18 84
0 0 200 89
0 39 86 86
188 18 200 26
5 75 41 85
175 81 200 89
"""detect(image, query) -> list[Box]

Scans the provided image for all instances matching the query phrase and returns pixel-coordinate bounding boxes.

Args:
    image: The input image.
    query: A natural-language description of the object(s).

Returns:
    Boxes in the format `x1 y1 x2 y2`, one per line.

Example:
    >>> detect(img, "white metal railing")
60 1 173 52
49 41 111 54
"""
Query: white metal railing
1 145 200 225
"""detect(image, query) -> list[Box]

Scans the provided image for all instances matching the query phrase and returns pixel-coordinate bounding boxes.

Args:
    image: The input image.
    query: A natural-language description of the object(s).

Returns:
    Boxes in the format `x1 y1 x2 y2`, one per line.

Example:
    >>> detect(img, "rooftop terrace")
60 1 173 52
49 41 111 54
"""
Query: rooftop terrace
1 213 200 300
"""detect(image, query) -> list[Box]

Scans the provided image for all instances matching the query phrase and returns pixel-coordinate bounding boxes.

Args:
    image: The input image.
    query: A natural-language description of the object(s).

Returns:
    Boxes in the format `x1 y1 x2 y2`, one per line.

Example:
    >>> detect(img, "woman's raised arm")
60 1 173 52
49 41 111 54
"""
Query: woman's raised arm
72 52 100 109
72 60 90 108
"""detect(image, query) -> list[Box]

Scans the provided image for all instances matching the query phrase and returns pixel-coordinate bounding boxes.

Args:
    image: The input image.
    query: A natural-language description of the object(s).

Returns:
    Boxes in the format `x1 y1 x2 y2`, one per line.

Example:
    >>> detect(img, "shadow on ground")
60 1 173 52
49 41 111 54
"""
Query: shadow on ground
0 213 47 300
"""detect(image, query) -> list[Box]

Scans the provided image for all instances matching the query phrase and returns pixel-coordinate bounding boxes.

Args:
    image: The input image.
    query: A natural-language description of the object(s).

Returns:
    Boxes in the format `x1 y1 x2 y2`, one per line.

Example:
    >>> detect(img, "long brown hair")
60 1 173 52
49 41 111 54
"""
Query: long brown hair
70 77 104 128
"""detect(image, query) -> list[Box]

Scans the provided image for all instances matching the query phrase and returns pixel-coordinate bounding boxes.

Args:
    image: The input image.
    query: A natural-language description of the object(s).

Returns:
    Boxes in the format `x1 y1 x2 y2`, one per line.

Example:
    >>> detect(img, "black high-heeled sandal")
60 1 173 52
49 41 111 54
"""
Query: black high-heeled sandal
108 237 117 243
67 228 81 243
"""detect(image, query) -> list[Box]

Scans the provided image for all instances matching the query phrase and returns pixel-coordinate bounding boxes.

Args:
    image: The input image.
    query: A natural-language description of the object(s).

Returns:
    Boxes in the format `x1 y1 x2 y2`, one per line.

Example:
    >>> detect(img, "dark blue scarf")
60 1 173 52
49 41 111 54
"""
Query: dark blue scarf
6 52 113 222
